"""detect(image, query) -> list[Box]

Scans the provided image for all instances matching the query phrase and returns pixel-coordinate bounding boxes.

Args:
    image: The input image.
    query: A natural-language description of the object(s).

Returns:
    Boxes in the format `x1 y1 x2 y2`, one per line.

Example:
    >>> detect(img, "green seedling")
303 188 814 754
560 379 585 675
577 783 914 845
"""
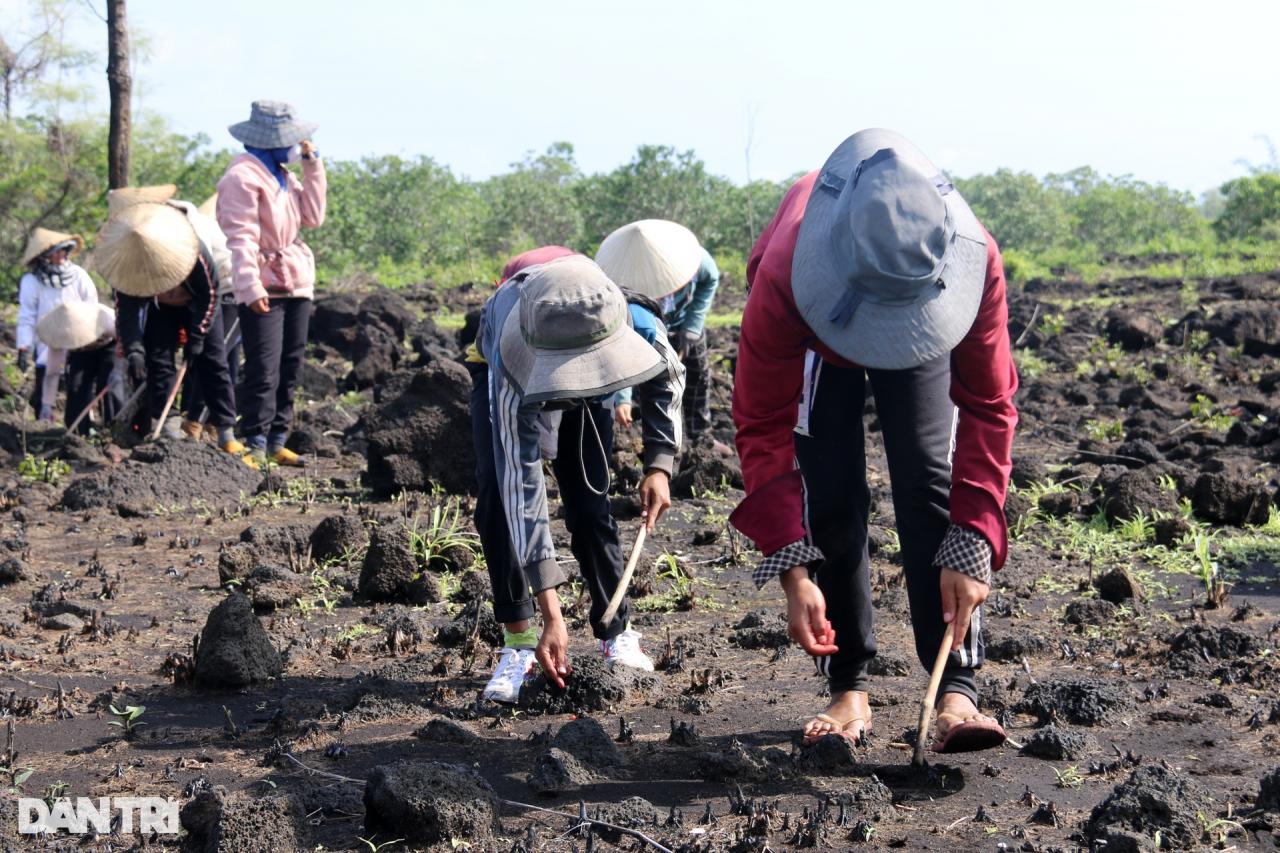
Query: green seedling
107 704 147 739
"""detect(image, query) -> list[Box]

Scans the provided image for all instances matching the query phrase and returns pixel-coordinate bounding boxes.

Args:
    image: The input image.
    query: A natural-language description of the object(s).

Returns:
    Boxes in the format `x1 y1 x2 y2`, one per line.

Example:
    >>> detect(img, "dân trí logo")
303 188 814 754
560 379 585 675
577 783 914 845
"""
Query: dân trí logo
18 797 179 835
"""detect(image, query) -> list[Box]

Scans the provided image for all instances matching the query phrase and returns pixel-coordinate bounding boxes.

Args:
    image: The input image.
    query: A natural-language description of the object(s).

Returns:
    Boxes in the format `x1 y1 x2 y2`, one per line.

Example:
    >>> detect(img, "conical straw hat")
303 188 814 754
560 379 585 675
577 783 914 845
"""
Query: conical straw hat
595 219 702 299
106 184 177 218
36 302 114 350
95 202 199 297
197 193 218 218
21 228 84 266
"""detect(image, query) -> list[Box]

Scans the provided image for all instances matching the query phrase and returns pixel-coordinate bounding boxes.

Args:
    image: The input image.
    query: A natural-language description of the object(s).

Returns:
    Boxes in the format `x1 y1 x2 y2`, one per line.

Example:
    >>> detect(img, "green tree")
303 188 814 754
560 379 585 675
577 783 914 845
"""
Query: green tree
956 169 1071 253
1213 173 1280 240
478 141 583 256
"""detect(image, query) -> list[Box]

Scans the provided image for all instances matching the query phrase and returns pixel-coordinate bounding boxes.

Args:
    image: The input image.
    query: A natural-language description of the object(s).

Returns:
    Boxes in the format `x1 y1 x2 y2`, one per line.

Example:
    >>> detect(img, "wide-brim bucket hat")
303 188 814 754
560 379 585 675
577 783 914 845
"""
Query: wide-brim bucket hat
21 228 84 266
107 184 177 218
793 128 989 370
95 202 199 297
36 302 114 350
595 219 702 300
228 100 317 149
498 255 665 404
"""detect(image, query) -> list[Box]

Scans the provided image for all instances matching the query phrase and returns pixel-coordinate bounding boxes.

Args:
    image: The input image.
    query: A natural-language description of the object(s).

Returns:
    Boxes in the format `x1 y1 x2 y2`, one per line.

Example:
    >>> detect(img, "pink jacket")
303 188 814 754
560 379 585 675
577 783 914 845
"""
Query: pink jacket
216 153 327 304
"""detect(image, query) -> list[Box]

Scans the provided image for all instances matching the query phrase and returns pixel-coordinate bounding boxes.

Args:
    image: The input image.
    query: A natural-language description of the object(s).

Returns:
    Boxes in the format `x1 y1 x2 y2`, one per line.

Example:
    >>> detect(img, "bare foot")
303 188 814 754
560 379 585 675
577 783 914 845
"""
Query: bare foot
933 691 1005 752
802 690 871 744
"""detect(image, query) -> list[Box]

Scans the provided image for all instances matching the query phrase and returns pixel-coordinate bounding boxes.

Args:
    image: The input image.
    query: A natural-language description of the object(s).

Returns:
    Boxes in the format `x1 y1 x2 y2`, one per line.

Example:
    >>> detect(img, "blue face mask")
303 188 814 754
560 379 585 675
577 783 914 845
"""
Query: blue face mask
245 145 291 189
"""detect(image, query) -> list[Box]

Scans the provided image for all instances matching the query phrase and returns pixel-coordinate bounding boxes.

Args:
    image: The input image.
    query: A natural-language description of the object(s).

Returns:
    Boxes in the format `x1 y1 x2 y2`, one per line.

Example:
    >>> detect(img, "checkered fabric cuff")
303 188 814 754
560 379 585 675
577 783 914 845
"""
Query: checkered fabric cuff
752 540 825 589
932 524 993 586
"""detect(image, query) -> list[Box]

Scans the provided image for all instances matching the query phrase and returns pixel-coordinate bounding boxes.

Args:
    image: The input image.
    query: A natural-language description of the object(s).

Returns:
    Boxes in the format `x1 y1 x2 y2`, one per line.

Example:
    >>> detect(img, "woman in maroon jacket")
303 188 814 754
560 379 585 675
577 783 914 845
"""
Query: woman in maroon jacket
731 129 1017 752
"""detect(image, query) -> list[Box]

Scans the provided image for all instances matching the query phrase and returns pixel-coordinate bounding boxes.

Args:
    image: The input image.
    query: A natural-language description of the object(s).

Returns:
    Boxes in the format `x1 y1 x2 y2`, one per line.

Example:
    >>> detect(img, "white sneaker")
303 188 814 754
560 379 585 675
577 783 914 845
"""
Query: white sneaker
601 629 655 672
482 647 537 703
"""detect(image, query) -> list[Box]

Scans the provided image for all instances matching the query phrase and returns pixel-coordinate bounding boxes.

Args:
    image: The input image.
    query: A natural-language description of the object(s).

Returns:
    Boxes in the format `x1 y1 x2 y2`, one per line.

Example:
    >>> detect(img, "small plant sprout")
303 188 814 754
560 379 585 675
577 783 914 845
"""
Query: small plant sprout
356 837 405 852
1053 765 1084 789
107 704 147 740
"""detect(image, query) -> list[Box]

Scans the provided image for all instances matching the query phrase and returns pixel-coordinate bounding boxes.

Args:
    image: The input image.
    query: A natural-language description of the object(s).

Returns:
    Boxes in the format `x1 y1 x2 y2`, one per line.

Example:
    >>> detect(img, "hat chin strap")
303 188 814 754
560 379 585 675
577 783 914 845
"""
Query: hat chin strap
578 402 610 497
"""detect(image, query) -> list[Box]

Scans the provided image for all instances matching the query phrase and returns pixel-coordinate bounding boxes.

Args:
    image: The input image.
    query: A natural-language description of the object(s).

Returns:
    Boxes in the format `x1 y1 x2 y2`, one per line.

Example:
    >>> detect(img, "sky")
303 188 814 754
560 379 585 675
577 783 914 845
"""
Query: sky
7 0 1280 194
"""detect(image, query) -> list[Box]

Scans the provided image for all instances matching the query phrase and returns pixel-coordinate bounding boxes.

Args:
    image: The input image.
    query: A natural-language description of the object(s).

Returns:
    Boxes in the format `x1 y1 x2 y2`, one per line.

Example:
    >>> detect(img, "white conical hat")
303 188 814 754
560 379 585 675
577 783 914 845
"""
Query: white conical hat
36 302 114 350
21 228 84 266
95 202 199 297
106 184 177 218
594 219 702 299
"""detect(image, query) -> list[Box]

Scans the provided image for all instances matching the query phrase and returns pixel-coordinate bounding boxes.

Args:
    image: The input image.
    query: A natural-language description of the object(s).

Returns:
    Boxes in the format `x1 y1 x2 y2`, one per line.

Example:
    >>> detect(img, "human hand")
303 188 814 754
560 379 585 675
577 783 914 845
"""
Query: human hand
780 566 838 656
249 297 270 315
614 402 633 430
126 352 147 386
535 616 571 690
674 328 700 359
939 567 990 652
638 469 671 531
299 140 316 160
16 350 29 373
185 335 205 359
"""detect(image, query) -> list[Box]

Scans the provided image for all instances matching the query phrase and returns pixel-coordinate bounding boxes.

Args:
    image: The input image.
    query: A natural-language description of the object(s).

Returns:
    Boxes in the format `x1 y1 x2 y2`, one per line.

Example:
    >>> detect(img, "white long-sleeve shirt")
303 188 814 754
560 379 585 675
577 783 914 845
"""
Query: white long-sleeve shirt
17 264 99 367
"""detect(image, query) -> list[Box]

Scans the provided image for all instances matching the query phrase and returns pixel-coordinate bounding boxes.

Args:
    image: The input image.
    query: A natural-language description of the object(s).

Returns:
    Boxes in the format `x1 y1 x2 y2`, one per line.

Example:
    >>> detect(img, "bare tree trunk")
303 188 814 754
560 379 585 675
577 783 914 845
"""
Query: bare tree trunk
106 0 130 189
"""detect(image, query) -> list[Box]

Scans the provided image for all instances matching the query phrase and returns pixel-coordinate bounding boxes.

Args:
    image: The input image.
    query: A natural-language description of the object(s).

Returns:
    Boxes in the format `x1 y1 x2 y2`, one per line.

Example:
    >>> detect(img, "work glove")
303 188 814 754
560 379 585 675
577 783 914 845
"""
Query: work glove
16 350 29 373
127 351 147 387
185 334 205 359
673 328 701 359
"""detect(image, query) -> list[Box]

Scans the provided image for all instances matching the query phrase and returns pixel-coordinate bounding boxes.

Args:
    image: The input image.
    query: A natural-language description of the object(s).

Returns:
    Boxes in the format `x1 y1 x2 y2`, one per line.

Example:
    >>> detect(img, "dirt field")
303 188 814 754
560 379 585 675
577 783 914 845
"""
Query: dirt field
0 268 1277 852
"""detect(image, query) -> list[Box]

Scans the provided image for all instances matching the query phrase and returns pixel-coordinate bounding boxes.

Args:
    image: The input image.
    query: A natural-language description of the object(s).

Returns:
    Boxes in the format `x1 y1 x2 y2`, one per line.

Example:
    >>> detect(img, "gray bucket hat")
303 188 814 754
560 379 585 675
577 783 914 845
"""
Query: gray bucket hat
228 100 317 149
792 128 988 370
499 255 665 404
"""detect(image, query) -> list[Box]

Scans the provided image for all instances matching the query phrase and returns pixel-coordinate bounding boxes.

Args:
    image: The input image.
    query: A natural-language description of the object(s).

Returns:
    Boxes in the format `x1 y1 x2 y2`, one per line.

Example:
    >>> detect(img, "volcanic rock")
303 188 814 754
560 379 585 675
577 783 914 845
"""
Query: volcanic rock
1086 765 1213 849
194 592 283 687
180 790 312 853
364 761 498 845
1191 472 1272 526
363 360 475 497
61 439 262 517
310 514 367 563
358 521 438 603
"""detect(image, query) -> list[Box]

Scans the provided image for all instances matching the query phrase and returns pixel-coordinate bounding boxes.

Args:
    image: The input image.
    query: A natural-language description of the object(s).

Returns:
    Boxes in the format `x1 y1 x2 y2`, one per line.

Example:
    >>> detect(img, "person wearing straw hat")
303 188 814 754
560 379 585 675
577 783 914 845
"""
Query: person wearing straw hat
35 302 122 434
731 129 1017 753
106 186 239 441
216 100 326 467
15 228 104 422
170 194 238 439
97 199 249 465
596 220 724 450
471 254 685 703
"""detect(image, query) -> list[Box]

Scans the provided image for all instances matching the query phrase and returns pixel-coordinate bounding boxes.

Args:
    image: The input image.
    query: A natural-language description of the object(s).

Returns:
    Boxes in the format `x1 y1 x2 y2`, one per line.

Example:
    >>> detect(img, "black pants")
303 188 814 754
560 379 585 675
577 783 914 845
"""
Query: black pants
677 330 712 441
796 354 981 703
470 365 629 640
65 343 122 434
183 299 241 421
238 297 311 443
30 365 46 417
143 302 237 430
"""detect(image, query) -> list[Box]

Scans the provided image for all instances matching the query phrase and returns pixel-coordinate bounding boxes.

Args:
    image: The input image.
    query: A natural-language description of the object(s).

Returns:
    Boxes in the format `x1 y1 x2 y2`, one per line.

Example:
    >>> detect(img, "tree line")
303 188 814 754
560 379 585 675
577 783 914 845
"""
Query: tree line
3 111 1279 299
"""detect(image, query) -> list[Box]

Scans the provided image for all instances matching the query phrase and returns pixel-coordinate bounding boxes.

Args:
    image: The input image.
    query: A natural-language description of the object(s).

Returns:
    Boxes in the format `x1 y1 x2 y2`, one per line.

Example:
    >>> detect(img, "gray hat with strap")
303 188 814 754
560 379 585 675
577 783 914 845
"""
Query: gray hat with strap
228 100 317 149
499 255 665 404
792 128 989 370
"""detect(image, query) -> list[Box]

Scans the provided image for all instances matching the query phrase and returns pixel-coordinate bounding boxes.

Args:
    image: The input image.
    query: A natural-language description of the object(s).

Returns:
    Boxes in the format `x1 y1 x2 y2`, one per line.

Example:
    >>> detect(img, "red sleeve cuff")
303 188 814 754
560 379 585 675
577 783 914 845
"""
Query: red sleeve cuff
730 469 807 556
949 481 1009 570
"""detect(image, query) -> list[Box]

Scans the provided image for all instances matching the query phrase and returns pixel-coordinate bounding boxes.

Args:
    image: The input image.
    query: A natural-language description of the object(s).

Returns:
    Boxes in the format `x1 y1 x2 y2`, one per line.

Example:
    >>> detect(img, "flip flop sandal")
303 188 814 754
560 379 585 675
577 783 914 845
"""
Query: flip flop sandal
931 712 1007 753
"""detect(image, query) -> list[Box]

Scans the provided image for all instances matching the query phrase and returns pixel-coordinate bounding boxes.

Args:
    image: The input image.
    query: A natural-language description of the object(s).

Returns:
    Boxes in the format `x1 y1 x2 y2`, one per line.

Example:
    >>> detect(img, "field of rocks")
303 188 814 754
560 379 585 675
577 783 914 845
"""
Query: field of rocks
0 267 1277 852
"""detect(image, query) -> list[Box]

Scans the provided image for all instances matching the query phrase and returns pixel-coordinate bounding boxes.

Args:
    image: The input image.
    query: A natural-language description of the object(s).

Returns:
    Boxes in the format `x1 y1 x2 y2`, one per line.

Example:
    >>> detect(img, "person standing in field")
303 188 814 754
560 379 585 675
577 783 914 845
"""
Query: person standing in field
596 220 726 451
97 194 248 465
470 254 684 703
15 228 119 428
216 100 326 467
172 192 236 440
732 129 1017 752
